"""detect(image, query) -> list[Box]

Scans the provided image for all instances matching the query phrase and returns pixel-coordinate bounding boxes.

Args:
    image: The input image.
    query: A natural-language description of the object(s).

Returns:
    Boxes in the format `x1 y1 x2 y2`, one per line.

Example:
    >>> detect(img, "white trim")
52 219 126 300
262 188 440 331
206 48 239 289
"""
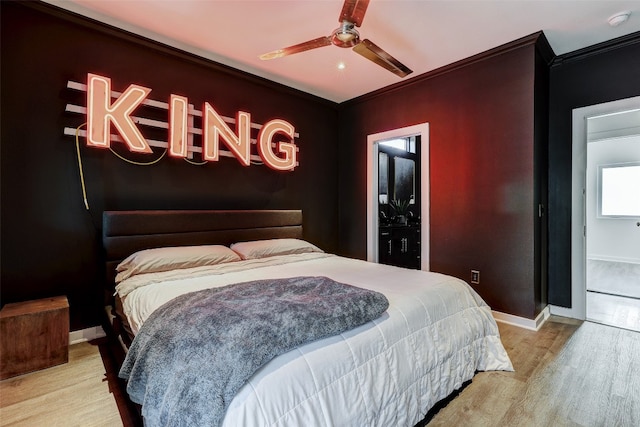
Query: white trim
366 123 430 270
69 326 106 345
587 255 640 264
549 304 578 319
570 96 640 320
492 306 550 331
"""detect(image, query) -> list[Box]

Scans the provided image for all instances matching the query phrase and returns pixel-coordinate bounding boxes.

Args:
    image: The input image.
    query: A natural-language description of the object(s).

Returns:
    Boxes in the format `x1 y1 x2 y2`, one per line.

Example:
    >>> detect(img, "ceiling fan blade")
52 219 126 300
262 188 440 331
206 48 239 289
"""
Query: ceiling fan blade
259 37 332 60
353 39 413 77
339 0 370 27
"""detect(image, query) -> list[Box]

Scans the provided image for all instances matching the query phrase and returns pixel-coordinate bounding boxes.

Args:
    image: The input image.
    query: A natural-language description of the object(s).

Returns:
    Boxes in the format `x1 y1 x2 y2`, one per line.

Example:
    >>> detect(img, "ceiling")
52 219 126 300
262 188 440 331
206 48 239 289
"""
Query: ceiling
45 0 640 103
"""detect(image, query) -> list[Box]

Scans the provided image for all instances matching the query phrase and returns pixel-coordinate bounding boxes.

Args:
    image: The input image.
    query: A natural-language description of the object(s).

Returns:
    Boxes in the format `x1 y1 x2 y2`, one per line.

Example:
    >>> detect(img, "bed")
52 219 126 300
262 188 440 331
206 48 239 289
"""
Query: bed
103 209 513 426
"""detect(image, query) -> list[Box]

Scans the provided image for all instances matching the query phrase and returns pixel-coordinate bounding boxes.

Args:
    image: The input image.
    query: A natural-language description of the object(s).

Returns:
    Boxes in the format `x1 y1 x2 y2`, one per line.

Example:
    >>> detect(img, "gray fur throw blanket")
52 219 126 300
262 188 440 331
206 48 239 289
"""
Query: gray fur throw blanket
119 276 389 427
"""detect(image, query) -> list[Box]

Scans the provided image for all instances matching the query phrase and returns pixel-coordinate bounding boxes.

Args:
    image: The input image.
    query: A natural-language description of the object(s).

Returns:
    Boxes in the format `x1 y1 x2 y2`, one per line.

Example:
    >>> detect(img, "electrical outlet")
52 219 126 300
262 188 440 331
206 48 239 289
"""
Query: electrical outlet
471 270 480 285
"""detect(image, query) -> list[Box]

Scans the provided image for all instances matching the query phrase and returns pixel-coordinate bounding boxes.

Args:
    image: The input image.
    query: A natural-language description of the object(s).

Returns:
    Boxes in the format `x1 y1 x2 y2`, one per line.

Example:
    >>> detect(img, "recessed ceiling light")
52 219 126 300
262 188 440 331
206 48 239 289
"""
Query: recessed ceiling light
337 62 346 70
608 11 631 27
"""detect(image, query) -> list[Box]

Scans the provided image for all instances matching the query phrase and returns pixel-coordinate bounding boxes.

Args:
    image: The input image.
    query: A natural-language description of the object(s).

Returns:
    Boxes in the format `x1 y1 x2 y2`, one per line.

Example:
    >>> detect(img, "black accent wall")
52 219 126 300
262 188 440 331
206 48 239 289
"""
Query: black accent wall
2 1 639 329
1 2 339 329
547 33 640 307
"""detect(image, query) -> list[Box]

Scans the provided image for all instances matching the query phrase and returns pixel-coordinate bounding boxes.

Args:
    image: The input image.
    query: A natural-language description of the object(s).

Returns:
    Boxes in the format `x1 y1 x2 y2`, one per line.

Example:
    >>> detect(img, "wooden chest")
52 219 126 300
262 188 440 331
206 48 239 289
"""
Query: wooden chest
0 296 69 380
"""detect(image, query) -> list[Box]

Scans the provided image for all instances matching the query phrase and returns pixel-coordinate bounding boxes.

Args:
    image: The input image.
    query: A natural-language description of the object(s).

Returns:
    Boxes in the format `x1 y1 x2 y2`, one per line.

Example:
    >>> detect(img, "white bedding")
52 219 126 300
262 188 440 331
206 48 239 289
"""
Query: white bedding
117 253 513 426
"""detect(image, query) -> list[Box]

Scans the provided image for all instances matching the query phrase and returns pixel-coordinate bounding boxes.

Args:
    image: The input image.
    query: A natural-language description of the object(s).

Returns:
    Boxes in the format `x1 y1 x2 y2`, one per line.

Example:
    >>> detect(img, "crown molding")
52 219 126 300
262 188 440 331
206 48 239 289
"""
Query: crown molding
551 31 640 67
342 32 547 107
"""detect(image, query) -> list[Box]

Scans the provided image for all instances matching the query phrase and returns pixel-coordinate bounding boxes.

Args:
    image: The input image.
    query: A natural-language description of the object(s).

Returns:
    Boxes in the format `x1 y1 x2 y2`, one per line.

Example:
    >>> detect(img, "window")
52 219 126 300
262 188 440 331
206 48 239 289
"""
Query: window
598 162 640 217
379 136 416 154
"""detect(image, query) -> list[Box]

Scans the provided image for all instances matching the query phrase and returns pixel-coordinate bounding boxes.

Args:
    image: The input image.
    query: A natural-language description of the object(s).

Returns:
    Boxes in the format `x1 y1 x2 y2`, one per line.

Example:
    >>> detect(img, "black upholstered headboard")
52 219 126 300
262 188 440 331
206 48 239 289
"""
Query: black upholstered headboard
102 209 303 287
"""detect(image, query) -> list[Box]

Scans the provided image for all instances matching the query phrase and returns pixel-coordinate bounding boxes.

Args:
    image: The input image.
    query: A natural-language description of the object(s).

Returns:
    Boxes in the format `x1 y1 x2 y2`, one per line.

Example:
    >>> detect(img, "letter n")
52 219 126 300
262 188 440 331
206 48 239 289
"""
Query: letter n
203 103 250 166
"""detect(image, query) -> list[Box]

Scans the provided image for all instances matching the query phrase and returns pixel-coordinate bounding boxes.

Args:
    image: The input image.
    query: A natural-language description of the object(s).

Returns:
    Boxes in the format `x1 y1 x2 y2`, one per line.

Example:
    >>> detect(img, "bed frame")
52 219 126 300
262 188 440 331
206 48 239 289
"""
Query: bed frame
103 209 303 287
100 209 460 426
102 209 303 346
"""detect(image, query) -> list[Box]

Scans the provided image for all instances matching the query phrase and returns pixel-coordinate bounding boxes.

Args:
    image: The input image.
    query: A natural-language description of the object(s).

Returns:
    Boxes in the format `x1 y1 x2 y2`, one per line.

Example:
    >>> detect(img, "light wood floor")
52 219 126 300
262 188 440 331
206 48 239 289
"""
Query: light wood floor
427 316 640 426
0 339 139 427
1 317 638 427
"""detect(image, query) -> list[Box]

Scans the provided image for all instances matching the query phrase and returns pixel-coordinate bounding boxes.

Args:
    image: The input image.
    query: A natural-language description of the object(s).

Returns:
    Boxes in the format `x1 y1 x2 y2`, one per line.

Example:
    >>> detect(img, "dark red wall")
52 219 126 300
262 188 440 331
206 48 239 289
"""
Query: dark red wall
1 2 339 329
338 36 546 319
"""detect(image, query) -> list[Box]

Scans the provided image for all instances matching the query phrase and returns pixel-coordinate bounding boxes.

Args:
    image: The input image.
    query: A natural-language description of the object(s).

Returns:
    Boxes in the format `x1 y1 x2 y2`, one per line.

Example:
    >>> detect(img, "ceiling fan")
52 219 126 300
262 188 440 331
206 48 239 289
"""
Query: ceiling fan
259 0 413 78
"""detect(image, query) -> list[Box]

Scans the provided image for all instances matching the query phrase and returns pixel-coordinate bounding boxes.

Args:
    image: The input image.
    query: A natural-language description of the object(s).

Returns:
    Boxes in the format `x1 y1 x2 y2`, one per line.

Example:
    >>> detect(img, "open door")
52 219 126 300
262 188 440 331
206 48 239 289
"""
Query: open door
366 123 429 270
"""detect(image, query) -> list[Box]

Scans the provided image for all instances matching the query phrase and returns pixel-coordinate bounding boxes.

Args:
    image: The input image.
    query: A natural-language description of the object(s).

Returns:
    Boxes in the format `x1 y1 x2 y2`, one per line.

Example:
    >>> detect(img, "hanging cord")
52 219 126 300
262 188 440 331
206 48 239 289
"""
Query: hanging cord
183 157 208 166
75 123 169 210
108 145 166 165
75 123 90 210
184 157 264 166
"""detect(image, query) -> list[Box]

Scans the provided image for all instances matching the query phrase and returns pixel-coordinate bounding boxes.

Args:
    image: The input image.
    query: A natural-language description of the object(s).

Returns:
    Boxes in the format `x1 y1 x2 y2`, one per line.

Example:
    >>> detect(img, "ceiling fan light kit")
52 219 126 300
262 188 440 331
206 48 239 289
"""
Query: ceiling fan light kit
331 22 360 47
259 0 413 78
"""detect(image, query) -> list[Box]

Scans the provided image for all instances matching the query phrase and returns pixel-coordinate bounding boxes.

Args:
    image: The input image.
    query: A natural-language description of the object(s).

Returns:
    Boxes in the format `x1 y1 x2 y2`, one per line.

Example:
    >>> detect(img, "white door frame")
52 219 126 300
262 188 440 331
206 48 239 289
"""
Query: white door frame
366 123 430 270
550 96 640 320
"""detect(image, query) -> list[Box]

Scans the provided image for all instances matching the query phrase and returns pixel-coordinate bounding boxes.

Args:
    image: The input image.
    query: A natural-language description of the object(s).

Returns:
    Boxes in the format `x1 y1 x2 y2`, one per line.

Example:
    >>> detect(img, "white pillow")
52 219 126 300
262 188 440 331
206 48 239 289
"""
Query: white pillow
116 245 241 282
230 238 323 260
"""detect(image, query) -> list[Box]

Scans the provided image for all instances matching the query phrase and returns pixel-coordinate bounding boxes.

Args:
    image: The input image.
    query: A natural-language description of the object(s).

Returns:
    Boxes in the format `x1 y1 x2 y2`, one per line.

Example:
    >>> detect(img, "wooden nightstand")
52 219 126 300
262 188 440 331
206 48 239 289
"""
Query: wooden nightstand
0 296 69 380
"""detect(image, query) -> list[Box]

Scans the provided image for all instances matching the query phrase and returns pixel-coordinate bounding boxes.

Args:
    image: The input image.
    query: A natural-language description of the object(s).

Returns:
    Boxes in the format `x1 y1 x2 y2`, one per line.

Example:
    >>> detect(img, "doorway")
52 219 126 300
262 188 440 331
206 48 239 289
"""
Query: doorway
366 123 429 270
566 96 640 330
585 112 640 331
377 136 421 269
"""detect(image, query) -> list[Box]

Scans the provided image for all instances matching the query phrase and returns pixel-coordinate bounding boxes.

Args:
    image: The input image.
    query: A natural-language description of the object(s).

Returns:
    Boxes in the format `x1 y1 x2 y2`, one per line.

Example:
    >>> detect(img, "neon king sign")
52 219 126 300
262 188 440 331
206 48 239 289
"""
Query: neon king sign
85 73 298 171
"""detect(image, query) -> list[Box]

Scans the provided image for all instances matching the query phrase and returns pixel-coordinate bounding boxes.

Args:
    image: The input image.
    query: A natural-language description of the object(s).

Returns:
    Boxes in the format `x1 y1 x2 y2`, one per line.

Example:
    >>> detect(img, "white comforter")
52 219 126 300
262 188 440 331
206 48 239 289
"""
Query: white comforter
118 253 513 426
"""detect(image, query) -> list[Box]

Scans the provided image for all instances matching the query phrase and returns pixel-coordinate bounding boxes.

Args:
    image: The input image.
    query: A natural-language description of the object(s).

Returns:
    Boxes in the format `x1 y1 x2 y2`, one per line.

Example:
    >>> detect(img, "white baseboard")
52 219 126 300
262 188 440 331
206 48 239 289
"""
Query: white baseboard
549 304 579 319
69 326 106 345
587 255 640 264
492 305 550 331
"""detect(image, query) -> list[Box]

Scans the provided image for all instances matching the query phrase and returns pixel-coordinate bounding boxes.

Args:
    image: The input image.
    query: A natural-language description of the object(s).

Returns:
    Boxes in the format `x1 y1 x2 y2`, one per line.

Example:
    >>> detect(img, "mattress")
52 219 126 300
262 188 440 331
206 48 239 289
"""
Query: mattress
117 252 513 426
